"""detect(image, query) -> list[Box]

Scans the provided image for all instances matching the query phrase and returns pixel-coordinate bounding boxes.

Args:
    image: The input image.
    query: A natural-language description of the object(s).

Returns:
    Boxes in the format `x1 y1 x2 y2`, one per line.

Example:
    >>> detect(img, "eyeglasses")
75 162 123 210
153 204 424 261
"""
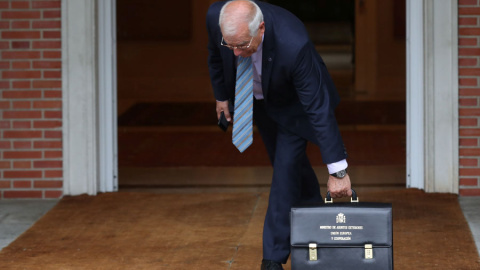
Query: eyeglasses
221 36 254 50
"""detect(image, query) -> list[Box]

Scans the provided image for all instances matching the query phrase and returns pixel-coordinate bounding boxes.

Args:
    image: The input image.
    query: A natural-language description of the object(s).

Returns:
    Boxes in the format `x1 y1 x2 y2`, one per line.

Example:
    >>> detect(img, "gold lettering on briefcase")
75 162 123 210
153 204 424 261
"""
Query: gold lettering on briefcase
319 214 364 241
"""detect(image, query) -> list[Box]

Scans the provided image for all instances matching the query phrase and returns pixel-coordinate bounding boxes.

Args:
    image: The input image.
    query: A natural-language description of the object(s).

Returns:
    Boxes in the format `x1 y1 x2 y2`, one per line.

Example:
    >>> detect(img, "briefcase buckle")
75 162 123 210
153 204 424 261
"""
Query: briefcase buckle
365 244 373 259
309 243 317 261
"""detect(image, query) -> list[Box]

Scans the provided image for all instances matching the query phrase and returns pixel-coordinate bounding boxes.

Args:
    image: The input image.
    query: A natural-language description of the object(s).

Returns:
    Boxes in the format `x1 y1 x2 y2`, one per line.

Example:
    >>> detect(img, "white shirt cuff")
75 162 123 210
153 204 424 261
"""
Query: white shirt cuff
327 159 348 174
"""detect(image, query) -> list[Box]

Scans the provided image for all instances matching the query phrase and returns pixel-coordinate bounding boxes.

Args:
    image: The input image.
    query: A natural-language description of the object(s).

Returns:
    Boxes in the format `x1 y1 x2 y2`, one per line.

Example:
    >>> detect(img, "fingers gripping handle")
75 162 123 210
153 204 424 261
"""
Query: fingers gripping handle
325 189 358 203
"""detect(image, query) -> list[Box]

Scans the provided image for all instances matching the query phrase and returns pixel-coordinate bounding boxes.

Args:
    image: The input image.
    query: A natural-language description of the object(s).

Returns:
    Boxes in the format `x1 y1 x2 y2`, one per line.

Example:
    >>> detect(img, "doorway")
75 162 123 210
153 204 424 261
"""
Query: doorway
115 0 407 192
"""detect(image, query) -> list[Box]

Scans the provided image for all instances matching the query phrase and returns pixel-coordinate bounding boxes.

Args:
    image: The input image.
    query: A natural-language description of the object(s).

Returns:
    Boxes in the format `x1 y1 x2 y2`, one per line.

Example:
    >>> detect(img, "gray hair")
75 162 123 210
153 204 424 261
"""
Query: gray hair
219 0 264 37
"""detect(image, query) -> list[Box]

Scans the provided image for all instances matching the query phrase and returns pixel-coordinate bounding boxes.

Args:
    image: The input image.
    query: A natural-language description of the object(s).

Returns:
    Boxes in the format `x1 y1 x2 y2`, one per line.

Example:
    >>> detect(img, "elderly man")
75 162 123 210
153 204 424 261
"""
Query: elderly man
206 1 352 269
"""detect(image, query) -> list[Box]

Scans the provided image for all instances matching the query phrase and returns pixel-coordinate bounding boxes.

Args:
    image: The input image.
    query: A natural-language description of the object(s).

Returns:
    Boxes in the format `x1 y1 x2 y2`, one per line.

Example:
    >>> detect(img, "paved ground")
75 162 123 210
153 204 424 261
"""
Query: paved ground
1 197 479 257
0 200 58 250
459 196 480 257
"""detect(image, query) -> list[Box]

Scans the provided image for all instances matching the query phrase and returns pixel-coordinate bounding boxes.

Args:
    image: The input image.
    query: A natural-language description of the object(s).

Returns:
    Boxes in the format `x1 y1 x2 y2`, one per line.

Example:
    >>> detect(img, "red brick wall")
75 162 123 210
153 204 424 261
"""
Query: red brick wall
0 0 62 199
459 0 480 196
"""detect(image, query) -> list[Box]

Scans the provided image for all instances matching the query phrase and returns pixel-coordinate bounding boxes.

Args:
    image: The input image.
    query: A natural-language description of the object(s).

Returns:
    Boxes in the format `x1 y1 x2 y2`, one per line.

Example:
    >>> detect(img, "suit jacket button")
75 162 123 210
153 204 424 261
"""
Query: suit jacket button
268 57 272 62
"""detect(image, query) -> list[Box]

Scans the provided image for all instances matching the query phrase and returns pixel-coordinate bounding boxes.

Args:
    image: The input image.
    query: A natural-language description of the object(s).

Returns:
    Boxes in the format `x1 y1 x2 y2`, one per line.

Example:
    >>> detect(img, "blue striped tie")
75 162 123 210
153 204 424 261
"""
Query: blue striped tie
233 56 253 153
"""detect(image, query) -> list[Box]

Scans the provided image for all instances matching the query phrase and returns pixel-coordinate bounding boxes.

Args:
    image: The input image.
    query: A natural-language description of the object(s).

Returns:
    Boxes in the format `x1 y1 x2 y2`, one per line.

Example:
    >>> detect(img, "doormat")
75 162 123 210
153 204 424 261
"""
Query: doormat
0 189 478 269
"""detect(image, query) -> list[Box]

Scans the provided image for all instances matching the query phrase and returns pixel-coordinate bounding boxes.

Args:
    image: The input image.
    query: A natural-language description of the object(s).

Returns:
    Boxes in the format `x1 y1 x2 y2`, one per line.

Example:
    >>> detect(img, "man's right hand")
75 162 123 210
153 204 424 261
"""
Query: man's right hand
327 174 352 199
216 100 232 122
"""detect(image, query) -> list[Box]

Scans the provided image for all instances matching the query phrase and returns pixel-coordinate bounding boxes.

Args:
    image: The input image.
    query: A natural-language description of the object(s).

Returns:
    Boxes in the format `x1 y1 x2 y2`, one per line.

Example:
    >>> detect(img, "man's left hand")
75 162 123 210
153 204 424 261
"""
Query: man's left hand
327 174 352 199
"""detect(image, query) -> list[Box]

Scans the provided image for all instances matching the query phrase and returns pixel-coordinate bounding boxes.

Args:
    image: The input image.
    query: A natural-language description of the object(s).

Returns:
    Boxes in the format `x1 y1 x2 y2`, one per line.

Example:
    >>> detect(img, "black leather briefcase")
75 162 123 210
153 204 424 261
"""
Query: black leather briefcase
290 190 393 270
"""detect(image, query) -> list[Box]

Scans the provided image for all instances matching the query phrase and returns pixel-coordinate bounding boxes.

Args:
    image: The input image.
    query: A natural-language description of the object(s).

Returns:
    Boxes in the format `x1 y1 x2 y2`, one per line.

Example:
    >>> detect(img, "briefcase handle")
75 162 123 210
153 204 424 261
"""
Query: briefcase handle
325 189 359 203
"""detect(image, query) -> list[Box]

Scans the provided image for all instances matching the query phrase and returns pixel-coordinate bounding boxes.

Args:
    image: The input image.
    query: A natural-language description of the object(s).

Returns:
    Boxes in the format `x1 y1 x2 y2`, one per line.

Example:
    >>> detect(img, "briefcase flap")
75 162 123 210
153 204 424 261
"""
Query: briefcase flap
291 202 392 248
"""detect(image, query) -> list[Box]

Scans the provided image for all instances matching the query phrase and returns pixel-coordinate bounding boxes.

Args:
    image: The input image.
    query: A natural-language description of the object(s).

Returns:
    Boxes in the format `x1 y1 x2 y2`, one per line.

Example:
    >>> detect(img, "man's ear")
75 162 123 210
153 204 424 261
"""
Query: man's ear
259 22 265 35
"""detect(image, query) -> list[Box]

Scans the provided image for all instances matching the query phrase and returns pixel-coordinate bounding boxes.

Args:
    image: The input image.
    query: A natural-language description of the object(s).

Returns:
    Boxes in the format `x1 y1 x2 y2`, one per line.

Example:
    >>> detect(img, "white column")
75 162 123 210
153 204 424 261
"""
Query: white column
423 0 459 193
62 0 98 195
407 0 459 194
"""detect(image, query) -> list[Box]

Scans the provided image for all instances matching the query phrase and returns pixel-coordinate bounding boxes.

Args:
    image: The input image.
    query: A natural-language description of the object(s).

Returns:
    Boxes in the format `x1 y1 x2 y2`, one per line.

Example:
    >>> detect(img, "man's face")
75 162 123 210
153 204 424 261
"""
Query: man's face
222 22 265 58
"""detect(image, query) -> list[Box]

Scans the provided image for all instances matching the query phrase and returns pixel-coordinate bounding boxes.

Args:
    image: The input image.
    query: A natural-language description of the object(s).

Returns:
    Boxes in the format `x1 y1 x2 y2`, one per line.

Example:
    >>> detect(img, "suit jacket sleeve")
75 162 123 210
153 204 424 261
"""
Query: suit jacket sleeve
206 3 230 102
291 42 347 163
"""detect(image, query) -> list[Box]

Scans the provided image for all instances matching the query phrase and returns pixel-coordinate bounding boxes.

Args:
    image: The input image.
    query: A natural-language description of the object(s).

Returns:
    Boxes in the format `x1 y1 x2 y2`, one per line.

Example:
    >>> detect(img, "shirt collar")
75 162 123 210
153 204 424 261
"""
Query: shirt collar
254 34 264 56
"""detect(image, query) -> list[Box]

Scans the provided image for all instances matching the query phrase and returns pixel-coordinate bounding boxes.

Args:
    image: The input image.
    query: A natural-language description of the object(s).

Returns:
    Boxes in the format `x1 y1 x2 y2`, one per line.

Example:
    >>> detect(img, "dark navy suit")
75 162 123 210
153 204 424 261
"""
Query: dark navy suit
206 1 347 263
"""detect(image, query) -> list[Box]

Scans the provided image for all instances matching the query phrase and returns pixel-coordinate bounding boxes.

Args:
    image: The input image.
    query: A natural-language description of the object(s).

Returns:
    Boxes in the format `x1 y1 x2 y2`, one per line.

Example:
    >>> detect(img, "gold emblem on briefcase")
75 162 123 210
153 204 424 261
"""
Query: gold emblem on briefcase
336 213 346 224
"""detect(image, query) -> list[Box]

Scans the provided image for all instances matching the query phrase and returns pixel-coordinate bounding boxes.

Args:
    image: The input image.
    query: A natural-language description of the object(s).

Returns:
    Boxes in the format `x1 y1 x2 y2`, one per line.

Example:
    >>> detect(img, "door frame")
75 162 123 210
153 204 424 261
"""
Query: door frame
98 0 118 192
63 0 458 195
406 0 425 190
406 0 459 193
62 0 118 195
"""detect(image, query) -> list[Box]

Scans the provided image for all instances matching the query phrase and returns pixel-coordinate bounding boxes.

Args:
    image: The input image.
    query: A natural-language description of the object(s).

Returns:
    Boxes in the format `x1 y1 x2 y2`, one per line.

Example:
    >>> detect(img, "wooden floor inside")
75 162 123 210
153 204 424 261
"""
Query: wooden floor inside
119 165 405 194
117 103 406 192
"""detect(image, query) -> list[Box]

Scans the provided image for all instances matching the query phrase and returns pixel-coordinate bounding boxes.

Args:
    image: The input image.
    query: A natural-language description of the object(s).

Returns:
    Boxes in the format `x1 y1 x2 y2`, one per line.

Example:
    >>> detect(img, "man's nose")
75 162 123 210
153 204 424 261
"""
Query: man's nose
233 48 243 56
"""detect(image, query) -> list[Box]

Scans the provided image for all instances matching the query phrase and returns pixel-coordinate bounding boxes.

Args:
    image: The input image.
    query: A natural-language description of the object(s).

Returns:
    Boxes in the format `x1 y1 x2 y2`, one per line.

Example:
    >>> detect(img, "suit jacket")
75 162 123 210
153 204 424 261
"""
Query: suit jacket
206 1 347 164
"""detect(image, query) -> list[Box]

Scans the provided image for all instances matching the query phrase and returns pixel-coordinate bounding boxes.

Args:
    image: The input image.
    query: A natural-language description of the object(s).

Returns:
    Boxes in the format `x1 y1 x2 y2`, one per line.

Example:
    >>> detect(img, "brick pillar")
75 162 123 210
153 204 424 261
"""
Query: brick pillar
459 0 480 196
0 0 62 199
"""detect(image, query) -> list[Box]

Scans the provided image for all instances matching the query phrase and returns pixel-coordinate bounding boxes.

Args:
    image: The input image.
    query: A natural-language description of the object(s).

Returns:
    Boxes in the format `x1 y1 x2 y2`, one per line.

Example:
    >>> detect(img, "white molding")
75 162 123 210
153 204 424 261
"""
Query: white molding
98 0 118 192
406 0 425 190
423 0 459 193
407 0 459 194
62 0 98 195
